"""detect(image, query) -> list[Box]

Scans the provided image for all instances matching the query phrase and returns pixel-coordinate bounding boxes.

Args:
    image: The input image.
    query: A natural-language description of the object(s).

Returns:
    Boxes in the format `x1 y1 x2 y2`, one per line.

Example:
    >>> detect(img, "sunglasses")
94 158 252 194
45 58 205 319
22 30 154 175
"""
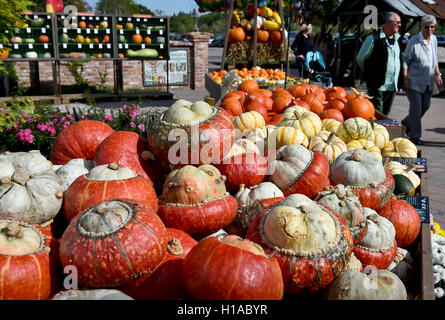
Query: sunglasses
423 25 435 29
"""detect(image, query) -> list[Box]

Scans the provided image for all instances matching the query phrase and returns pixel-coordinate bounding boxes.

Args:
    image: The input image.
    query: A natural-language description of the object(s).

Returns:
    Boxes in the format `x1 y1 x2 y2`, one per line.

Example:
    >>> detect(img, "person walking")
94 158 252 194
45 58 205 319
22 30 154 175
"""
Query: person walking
356 12 403 116
291 24 314 78
401 14 443 145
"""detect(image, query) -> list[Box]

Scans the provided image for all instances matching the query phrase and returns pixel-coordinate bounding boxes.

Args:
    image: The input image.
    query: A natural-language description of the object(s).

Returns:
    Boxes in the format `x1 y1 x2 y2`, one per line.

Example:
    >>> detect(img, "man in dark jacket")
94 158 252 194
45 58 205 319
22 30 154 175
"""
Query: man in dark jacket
356 12 403 116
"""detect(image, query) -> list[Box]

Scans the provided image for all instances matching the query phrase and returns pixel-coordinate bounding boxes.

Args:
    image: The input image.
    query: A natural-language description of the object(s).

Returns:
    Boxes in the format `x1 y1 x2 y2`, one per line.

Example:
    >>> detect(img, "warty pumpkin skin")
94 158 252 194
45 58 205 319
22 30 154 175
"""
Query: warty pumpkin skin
246 194 353 294
330 149 395 210
352 208 397 269
157 165 238 234
378 199 421 248
121 228 197 300
315 184 367 244
50 120 115 165
93 130 164 188
147 101 234 168
63 163 158 222
182 235 284 300
0 151 64 226
327 269 407 300
52 289 134 300
269 144 330 199
59 199 168 288
0 219 59 300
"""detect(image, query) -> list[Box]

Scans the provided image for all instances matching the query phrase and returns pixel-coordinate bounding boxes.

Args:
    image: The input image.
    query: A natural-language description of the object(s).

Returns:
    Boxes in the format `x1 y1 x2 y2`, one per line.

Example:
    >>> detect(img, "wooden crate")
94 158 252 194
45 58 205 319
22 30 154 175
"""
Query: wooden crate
374 111 406 140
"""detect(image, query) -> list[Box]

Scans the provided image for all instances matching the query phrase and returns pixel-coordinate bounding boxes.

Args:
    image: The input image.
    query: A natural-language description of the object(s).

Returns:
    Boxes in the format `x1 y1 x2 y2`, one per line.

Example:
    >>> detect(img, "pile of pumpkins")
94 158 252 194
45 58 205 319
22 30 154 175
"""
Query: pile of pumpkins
0 84 424 300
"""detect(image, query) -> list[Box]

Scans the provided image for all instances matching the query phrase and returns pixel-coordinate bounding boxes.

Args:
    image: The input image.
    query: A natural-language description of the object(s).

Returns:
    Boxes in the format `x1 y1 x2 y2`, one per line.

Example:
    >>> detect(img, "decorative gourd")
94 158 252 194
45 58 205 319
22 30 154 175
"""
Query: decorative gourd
0 151 64 225
55 158 94 191
59 199 168 287
244 102 269 121
246 194 353 294
278 106 322 140
147 100 234 168
335 117 373 143
63 163 158 222
316 184 367 244
273 126 309 149
392 174 416 197
370 119 390 149
342 88 375 120
215 139 268 192
157 165 238 234
122 228 197 300
269 144 330 198
93 130 163 188
132 34 143 44
308 131 347 164
330 149 395 210
378 199 421 248
182 235 284 300
244 125 277 153
383 161 420 189
50 120 115 165
382 138 418 158
353 207 397 269
52 289 133 300
0 219 59 300
322 118 341 133
233 111 266 132
346 139 382 161
327 270 407 300
324 86 347 101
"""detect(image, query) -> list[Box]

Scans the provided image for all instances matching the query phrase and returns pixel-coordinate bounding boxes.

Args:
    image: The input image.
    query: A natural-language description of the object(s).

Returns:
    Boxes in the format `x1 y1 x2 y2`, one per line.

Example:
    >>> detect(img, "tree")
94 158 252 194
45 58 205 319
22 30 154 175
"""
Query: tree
169 12 195 34
95 0 153 15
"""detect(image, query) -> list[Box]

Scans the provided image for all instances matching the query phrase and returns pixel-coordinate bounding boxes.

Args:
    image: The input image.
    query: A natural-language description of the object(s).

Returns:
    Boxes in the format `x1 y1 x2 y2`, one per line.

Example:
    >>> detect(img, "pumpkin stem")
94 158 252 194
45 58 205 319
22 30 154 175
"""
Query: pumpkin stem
167 238 183 256
293 110 301 121
97 204 108 214
11 168 30 186
299 205 311 214
350 152 363 162
368 214 379 223
3 222 24 239
370 117 375 130
55 191 63 199
405 165 415 173
325 132 335 144
351 87 359 95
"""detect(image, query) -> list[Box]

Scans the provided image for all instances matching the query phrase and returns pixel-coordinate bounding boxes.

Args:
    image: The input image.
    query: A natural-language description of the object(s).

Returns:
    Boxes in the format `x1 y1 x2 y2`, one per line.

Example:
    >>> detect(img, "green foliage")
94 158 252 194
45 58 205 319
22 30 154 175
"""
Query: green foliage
62 60 88 87
198 12 226 34
170 12 195 34
95 0 153 15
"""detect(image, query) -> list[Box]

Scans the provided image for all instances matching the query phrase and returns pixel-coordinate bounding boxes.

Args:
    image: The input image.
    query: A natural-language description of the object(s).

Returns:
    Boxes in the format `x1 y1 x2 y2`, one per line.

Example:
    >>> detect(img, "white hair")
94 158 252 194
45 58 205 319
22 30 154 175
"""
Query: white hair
421 14 437 27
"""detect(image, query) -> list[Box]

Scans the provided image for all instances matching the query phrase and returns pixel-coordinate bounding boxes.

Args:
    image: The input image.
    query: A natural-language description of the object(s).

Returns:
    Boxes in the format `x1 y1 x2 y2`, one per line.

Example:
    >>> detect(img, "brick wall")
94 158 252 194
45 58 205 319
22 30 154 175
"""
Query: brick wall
12 32 213 93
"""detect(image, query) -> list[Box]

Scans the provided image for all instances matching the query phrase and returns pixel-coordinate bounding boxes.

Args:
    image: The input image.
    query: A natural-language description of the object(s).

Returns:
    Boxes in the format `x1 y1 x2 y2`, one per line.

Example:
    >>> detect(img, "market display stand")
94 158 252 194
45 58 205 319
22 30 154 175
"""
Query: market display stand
221 0 288 71
0 12 170 98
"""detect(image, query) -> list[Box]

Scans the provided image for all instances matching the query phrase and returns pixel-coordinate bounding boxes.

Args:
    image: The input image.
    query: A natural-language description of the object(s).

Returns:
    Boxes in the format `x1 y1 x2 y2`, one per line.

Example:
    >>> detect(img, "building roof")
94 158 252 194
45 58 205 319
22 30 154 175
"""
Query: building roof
409 0 445 20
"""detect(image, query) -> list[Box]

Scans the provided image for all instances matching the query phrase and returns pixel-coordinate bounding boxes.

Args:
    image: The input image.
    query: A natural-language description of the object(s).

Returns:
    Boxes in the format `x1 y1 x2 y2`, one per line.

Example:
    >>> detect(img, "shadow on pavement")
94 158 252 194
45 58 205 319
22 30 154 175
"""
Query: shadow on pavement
425 127 445 135
420 140 445 147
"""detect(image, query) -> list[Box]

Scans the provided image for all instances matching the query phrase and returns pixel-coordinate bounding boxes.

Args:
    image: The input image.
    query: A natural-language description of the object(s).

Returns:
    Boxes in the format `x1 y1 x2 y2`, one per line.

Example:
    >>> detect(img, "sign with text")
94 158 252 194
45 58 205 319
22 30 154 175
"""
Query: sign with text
143 49 188 86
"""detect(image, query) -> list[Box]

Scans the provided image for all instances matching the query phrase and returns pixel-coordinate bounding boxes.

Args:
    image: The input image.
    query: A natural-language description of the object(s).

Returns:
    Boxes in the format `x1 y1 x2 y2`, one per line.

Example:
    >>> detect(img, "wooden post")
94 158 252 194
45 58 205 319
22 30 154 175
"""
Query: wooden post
352 14 362 88
252 0 258 67
335 15 343 81
221 0 235 70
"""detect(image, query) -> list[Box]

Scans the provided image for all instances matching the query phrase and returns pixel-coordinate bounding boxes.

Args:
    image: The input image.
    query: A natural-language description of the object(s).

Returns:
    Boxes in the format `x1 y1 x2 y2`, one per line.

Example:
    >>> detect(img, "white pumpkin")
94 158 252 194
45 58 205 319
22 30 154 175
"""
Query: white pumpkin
0 151 64 225
235 182 284 209
163 100 214 125
52 289 134 300
55 158 94 191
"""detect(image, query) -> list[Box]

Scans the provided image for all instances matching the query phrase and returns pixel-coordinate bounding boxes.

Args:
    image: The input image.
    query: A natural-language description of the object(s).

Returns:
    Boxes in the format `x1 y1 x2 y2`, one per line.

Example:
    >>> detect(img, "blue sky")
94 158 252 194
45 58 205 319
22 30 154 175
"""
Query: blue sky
87 0 200 16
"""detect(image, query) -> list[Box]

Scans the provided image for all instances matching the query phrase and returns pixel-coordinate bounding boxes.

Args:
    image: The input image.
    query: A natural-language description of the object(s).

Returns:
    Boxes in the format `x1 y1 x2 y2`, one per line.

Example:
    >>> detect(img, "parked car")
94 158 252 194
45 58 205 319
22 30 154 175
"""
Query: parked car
210 34 224 47
437 34 445 47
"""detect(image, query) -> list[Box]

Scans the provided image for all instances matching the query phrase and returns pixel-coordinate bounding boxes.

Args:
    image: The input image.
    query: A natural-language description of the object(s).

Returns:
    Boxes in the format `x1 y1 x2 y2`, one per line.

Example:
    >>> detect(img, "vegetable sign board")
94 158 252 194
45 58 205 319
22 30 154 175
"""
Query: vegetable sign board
143 49 188 86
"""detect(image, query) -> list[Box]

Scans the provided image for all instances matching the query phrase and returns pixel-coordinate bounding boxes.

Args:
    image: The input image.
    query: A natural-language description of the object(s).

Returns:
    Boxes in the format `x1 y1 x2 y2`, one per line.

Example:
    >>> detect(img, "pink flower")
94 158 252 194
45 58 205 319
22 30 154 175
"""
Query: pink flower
123 105 128 110
22 114 29 119
47 126 56 136
129 109 138 119
66 114 73 120
129 122 136 128
104 115 113 122
138 124 145 131
62 121 71 128
36 123 48 131
81 115 85 120
16 129 34 144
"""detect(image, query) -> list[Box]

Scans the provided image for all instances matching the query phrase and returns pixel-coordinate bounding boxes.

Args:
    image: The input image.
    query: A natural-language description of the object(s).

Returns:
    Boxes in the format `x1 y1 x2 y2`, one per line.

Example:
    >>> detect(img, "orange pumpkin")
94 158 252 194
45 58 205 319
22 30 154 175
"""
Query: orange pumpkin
272 90 294 113
228 27 246 44
38 35 50 43
270 30 283 45
302 93 325 114
144 36 152 44
133 34 143 44
326 98 346 112
224 91 246 106
318 109 345 123
257 89 272 98
325 86 347 101
118 53 125 59
343 92 375 120
288 83 312 99
93 38 100 44
0 48 9 59
257 29 270 43
78 21 87 29
238 79 259 94
97 53 103 59
245 103 269 122
220 98 243 118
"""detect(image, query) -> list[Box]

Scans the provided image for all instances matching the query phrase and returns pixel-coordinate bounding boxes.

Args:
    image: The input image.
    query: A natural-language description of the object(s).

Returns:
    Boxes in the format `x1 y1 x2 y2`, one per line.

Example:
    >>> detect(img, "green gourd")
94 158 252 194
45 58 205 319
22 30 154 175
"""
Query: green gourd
393 174 415 197
126 48 158 58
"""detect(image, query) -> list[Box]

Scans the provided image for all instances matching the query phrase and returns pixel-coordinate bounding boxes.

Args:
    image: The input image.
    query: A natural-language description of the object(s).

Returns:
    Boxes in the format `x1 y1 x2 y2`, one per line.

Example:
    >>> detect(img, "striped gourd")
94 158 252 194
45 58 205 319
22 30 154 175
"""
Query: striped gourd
278 105 322 140
322 118 342 133
308 131 347 164
370 120 390 149
274 126 309 149
346 139 382 161
383 161 420 188
382 138 417 158
233 111 265 132
335 117 373 143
